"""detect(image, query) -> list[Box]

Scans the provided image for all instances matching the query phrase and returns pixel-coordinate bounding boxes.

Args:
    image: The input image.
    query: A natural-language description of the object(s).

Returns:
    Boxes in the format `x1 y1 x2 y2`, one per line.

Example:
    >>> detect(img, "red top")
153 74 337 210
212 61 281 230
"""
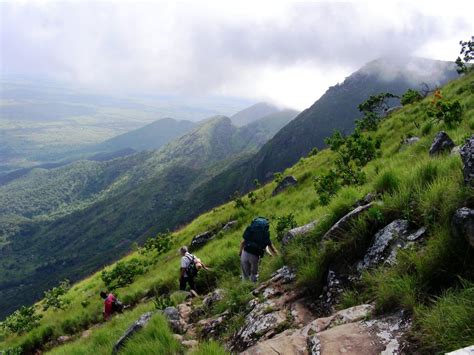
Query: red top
104 293 116 320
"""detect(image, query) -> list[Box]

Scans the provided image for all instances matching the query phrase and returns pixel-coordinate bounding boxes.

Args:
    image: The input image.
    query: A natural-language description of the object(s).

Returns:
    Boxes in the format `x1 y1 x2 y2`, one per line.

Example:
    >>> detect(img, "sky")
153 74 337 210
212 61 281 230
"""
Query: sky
1 1 473 110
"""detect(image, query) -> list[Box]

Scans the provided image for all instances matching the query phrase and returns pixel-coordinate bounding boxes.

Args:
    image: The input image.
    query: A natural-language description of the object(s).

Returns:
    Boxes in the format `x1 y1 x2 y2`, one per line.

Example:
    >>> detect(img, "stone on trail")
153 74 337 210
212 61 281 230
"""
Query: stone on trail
112 312 154 354
272 175 298 196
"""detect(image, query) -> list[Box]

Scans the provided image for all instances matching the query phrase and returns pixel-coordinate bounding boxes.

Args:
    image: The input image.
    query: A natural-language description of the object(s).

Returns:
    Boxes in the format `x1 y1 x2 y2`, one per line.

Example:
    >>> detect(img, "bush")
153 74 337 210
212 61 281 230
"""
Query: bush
42 279 71 311
426 91 463 128
401 89 423 106
274 213 298 242
140 231 172 256
314 170 341 205
101 258 146 290
307 147 319 157
1 306 42 334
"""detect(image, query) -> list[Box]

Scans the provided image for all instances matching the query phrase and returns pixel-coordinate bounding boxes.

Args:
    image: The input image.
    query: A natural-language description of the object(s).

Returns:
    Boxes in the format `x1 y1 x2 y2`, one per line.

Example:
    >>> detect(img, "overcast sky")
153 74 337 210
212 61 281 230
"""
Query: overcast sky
1 1 473 110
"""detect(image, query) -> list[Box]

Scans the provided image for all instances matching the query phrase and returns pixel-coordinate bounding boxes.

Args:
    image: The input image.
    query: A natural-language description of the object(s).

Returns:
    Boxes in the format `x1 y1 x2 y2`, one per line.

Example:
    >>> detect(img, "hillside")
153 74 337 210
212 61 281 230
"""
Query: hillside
230 102 279 127
94 118 197 153
0 66 472 355
0 111 297 319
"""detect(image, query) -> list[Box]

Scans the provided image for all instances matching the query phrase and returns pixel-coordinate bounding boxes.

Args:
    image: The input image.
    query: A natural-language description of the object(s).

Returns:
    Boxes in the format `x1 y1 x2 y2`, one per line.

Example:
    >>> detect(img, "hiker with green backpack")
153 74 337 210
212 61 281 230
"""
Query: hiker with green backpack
239 217 279 282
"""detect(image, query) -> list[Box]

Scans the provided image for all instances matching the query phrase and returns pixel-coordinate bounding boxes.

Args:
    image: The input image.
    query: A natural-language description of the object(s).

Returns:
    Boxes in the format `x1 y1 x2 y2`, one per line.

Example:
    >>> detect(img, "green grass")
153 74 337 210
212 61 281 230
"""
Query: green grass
1 71 474 354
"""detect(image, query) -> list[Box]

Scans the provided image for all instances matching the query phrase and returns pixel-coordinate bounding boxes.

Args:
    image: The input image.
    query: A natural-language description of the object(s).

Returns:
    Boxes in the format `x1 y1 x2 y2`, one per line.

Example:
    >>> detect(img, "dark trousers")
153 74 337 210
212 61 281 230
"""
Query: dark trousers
179 276 195 291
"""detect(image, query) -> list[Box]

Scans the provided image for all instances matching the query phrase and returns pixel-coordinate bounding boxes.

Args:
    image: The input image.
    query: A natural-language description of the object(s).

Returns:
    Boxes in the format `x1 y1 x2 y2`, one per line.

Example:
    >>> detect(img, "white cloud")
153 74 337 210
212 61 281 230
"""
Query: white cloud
1 1 473 110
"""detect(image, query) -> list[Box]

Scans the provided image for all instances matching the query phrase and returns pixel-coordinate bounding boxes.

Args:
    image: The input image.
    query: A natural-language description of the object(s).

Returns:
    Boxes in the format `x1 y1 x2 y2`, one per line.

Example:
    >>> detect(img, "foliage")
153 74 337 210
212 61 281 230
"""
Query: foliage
426 90 463 128
153 295 174 310
314 170 341 205
231 191 246 209
247 191 258 204
1 306 42 334
140 231 172 256
101 259 146 290
455 36 474 74
42 280 71 311
274 172 283 184
324 130 345 150
356 92 398 131
274 213 298 242
307 147 319 157
400 89 423 106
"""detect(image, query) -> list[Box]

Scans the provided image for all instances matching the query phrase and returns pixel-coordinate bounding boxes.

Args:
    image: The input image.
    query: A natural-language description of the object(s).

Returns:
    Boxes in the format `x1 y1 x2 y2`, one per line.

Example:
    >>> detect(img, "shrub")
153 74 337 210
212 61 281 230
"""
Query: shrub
401 89 423 106
247 191 258 204
42 279 71 311
274 213 298 242
231 191 246 209
314 170 341 205
101 258 146 290
307 147 319 157
1 306 42 334
274 172 283 184
140 231 172 256
426 91 463 128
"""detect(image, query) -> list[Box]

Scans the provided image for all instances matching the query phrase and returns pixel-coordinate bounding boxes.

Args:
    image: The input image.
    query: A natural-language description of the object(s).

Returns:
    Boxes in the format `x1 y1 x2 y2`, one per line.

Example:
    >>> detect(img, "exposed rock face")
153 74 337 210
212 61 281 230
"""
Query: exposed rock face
112 312 154 354
452 208 474 248
203 289 225 309
222 220 238 232
358 220 427 271
460 135 474 186
317 270 344 315
190 231 215 250
163 306 184 334
272 175 298 196
241 329 308 355
323 203 374 241
429 131 455 156
197 311 230 339
282 220 318 246
446 345 474 355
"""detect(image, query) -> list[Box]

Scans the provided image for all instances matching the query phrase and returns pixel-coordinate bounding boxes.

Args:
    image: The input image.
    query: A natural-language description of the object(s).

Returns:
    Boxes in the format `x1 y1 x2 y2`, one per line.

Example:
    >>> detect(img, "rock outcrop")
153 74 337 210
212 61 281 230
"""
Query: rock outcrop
429 131 455 156
272 176 298 196
112 312 154 354
447 345 474 355
323 203 373 240
190 231 215 250
403 136 420 145
358 220 426 270
460 135 474 187
452 208 474 248
163 306 185 334
282 220 318 246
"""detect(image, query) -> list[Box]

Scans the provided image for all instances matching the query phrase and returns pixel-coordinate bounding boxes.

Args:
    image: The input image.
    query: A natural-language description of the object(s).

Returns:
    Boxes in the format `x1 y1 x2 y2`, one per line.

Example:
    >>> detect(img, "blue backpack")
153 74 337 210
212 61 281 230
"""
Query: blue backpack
243 217 270 257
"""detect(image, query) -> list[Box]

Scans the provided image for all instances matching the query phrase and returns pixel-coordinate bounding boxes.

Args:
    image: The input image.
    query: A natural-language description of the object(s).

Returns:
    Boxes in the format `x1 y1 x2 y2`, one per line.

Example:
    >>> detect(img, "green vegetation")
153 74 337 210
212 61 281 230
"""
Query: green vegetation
0 65 473 355
42 280 71 311
400 89 423 106
455 37 474 74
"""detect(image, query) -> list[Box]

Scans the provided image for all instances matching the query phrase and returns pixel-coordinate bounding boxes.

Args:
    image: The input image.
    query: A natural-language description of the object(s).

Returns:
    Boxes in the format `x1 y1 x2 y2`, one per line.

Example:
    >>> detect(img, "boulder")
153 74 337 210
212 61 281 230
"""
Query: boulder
162 306 184 334
323 203 373 241
460 135 474 187
112 312 154 354
197 311 229 339
358 220 427 271
317 270 344 315
203 289 225 309
272 176 298 196
429 131 455 156
222 220 238 232
240 329 307 355
282 220 318 246
190 231 215 250
452 208 474 248
270 265 297 284
446 345 474 355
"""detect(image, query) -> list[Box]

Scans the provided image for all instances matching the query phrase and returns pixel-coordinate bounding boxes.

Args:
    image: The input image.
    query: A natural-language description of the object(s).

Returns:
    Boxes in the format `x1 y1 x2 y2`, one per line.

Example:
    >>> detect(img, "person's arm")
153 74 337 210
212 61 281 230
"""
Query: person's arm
268 242 279 256
239 239 245 256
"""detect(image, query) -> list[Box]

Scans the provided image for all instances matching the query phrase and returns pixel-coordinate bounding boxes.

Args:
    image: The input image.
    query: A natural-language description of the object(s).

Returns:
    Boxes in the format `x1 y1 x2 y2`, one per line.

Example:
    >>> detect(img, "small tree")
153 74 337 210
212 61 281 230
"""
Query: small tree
400 89 423 106
314 170 341 205
455 36 474 74
324 130 345 151
101 259 146 290
426 90 463 128
1 306 42 334
43 279 71 311
141 231 172 256
357 92 398 131
232 191 246 209
275 213 298 242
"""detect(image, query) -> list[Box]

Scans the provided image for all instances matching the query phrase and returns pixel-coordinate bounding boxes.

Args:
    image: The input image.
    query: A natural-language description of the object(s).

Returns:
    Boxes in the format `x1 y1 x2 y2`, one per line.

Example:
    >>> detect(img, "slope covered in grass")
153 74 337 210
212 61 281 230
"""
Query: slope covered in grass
0 71 473 354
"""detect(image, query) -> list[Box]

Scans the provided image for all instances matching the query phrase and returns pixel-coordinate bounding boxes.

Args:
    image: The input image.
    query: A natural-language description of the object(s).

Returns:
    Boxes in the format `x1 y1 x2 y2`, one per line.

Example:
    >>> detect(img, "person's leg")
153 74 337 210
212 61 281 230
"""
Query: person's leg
240 251 251 280
179 277 186 291
249 253 260 282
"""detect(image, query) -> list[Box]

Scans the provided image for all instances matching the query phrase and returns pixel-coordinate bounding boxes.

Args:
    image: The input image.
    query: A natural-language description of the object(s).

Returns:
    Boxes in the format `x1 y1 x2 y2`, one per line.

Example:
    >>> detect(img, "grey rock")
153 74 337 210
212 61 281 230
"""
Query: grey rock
163 306 180 321
358 220 427 270
190 231 215 250
452 208 474 248
112 312 154 354
272 175 298 196
354 193 377 208
282 220 318 246
197 311 229 339
57 335 72 344
323 203 374 241
270 266 296 284
460 135 474 187
203 289 225 309
221 220 238 232
403 136 420 145
446 345 474 355
429 131 455 156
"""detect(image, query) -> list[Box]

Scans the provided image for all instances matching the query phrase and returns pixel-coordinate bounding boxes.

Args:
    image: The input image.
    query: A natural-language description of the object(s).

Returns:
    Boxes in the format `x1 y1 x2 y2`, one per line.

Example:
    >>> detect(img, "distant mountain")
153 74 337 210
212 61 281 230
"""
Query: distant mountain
0 112 295 317
230 102 280 127
251 57 458 179
95 118 197 152
175 57 459 216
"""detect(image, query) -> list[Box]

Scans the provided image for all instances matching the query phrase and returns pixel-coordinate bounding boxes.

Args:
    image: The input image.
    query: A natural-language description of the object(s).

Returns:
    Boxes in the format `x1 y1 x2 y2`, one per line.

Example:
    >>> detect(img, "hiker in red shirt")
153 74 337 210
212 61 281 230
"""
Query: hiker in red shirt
100 291 117 321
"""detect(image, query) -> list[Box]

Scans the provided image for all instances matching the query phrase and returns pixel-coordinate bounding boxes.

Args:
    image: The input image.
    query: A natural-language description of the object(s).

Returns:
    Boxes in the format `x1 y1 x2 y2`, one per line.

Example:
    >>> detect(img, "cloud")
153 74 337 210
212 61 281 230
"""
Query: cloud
1 1 472 109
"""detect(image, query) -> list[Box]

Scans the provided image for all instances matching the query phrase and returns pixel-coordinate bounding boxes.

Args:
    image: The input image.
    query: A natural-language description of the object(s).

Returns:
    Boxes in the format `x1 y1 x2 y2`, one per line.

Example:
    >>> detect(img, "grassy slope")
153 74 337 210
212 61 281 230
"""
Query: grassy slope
0 72 473 354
